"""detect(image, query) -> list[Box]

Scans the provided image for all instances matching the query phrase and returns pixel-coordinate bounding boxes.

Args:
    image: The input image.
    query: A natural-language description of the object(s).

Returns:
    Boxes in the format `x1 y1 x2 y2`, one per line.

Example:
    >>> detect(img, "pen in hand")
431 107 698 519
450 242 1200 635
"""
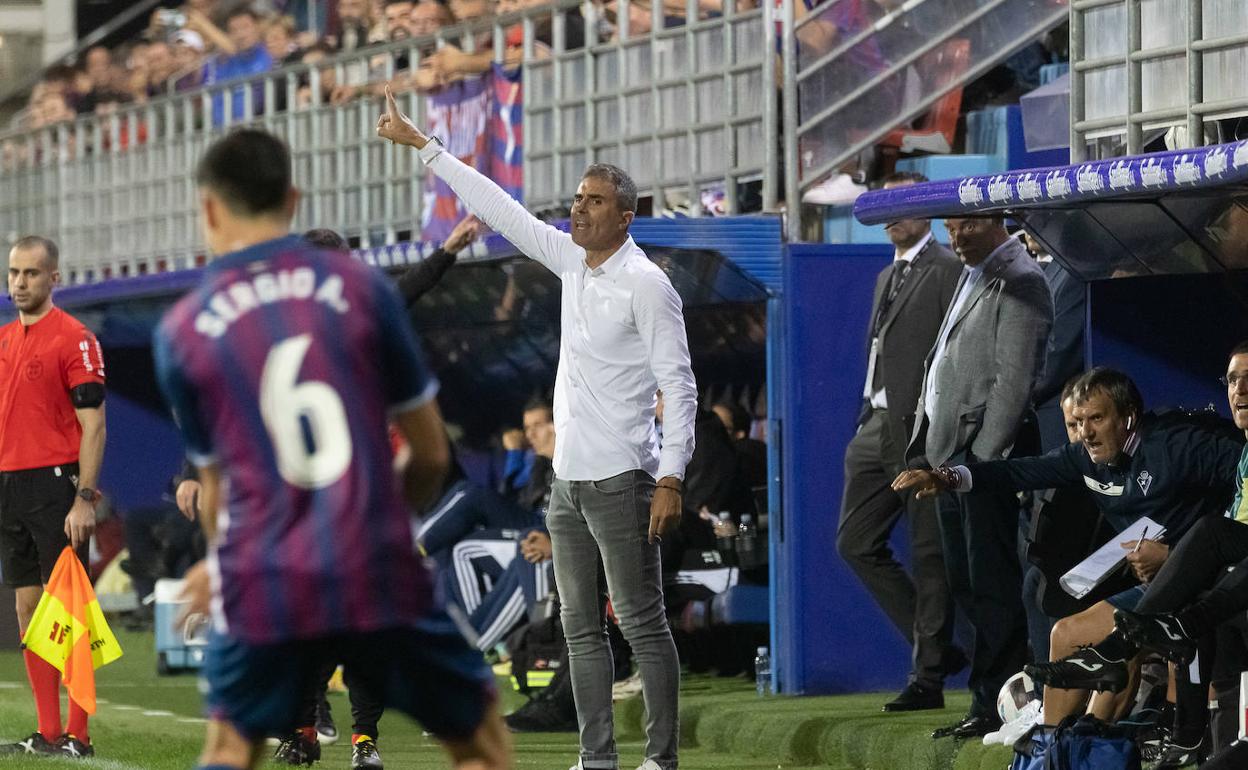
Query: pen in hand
1131 526 1149 554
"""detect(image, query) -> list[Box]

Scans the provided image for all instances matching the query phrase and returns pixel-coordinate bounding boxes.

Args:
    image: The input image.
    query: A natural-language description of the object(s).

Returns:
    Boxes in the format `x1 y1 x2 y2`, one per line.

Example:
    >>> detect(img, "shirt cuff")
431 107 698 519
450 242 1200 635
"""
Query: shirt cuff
950 464 973 492
417 137 445 165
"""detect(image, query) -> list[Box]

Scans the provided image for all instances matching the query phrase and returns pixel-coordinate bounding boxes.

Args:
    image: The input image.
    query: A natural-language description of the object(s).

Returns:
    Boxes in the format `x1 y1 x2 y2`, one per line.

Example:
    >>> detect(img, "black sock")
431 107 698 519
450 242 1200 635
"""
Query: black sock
1092 628 1136 662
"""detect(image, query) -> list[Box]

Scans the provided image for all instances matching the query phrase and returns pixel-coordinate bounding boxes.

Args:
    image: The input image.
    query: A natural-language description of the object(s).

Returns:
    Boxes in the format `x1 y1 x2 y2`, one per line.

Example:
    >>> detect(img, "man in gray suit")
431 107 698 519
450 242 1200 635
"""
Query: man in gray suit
837 172 967 713
907 216 1053 739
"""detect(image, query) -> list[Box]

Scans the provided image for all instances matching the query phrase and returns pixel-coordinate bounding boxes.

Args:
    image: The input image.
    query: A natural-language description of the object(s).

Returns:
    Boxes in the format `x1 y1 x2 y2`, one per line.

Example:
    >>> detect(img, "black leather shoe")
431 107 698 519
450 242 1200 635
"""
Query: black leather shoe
882 682 944 712
933 713 998 733
931 714 1001 739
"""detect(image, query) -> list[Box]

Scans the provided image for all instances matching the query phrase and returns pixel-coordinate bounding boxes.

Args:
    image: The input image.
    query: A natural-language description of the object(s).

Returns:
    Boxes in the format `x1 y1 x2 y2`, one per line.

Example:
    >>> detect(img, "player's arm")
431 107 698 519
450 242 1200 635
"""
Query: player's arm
196 463 222 542
376 85 575 276
393 402 450 513
65 398 105 550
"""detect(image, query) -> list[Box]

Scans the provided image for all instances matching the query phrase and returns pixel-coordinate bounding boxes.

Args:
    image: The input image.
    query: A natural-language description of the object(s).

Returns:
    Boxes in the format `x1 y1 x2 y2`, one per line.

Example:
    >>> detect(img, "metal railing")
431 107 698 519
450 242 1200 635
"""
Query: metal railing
1070 0 1248 161
0 0 1079 275
785 0 1069 240
0 0 771 282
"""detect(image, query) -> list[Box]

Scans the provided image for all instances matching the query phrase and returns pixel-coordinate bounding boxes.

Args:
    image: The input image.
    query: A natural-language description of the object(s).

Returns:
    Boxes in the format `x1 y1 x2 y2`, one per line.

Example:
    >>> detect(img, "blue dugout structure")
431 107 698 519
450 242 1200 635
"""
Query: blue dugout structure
14 140 1248 697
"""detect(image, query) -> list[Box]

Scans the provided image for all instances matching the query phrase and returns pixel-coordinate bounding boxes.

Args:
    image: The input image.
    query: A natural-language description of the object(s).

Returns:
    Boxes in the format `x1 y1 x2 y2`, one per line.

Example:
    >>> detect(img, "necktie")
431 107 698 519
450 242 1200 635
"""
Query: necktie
874 260 911 334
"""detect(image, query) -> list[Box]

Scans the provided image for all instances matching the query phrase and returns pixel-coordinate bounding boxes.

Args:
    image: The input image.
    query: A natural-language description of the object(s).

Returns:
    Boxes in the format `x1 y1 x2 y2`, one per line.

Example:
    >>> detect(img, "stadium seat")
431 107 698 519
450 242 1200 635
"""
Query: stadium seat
878 39 972 156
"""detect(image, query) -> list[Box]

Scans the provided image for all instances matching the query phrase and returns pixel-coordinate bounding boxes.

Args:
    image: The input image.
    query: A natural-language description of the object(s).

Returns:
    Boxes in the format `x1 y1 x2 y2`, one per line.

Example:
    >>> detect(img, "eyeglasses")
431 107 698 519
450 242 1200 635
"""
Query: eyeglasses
1221 372 1248 388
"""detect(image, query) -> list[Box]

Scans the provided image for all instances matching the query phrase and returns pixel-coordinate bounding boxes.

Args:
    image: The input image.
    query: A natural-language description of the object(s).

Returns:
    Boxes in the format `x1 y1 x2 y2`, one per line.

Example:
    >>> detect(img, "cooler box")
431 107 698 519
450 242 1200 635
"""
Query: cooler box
154 578 209 675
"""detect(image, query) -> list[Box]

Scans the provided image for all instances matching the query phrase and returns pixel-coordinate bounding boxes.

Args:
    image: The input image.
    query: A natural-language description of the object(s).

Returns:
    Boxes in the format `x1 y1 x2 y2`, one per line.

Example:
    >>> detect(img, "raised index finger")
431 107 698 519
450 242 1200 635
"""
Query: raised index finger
385 83 400 117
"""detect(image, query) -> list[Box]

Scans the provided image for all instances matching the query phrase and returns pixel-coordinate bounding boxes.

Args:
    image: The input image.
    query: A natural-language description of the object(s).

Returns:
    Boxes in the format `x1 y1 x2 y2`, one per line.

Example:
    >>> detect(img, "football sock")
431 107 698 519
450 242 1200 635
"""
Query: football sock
66 699 89 745
23 649 62 741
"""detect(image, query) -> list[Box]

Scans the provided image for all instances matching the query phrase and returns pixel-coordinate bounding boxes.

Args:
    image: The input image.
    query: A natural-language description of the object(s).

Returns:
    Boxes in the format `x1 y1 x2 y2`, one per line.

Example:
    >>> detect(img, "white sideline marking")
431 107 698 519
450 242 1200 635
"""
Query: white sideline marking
0 681 22 689
111 705 140 711
141 710 174 717
176 717 207 724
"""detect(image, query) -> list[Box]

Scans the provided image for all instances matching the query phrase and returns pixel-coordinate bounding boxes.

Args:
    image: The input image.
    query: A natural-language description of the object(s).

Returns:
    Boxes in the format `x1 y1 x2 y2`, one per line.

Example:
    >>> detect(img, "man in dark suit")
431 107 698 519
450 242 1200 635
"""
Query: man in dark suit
1026 231 1086 453
836 172 966 713
909 216 1053 739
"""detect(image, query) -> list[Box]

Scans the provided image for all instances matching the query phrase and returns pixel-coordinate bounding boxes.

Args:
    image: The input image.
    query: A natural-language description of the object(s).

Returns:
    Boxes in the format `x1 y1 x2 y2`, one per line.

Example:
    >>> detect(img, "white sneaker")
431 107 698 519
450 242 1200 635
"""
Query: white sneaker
611 672 643 702
636 761 664 770
801 173 868 206
982 699 1042 746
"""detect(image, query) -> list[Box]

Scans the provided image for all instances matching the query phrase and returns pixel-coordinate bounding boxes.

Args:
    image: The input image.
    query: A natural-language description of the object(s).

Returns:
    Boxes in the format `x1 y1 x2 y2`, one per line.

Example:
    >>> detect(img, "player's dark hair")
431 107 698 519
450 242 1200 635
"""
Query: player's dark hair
303 228 349 252
196 129 292 217
582 163 638 214
1070 367 1144 420
12 235 59 269
523 396 553 419
1230 340 1248 360
1060 372 1082 404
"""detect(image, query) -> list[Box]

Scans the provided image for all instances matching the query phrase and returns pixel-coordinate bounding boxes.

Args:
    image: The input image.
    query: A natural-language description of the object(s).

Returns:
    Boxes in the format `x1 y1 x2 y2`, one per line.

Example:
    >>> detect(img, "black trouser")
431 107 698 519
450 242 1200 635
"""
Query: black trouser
1210 616 1248 754
295 659 385 738
837 408 956 689
1137 516 1248 626
938 475 1028 718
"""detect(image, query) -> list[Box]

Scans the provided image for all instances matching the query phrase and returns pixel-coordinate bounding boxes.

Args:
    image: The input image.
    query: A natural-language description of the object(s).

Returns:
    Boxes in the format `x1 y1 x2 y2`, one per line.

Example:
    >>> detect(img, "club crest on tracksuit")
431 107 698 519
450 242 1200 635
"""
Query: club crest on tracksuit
1137 470 1153 495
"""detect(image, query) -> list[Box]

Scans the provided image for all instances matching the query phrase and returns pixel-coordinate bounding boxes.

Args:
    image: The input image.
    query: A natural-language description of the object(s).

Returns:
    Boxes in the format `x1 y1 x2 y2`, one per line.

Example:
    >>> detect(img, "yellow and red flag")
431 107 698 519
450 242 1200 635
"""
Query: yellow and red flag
21 547 123 713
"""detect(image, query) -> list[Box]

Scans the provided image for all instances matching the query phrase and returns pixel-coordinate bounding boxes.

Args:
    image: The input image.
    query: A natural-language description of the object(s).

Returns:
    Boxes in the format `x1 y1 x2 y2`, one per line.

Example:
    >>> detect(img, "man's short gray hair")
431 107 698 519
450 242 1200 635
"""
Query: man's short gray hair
582 163 638 213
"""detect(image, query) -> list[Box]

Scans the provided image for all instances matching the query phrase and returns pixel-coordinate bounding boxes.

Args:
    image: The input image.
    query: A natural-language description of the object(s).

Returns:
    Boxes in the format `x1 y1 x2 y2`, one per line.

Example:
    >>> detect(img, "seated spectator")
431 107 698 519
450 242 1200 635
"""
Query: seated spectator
423 398 556 651
712 400 767 514
295 43 338 107
204 7 274 124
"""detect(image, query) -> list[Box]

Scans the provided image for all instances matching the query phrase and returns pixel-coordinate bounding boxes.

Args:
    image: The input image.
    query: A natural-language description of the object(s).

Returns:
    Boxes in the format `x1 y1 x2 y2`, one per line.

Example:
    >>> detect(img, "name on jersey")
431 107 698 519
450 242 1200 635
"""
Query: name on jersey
194 268 351 338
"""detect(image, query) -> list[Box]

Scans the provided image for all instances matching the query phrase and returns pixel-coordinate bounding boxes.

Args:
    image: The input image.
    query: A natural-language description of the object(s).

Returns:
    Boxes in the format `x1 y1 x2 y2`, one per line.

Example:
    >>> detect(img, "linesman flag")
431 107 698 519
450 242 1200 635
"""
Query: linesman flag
21 547 123 713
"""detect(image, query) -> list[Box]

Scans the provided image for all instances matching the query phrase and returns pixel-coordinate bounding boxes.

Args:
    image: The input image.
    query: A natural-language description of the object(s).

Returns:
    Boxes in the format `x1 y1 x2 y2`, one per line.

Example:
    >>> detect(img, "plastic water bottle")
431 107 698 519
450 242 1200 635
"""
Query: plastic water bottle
736 514 757 568
716 511 737 564
754 646 771 697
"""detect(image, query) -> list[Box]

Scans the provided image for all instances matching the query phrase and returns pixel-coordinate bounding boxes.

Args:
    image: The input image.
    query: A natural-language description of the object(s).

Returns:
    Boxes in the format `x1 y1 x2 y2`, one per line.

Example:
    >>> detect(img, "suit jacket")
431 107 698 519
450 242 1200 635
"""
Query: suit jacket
861 238 963 447
1033 259 1086 408
1034 258 1087 452
910 237 1054 468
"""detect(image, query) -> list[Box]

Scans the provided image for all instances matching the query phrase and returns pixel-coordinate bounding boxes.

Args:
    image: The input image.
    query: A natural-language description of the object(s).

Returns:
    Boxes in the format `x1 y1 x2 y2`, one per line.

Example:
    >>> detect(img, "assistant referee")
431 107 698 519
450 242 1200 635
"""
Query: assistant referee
0 236 106 759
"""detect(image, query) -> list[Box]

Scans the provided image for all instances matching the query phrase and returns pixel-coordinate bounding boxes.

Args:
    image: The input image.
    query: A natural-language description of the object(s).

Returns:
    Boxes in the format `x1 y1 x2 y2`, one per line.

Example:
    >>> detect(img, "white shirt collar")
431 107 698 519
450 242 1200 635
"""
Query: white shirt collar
894 231 932 263
585 236 635 277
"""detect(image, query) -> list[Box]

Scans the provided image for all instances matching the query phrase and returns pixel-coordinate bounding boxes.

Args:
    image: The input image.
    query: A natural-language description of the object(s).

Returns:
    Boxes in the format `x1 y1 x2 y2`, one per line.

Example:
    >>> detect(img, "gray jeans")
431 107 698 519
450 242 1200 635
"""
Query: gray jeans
547 470 679 770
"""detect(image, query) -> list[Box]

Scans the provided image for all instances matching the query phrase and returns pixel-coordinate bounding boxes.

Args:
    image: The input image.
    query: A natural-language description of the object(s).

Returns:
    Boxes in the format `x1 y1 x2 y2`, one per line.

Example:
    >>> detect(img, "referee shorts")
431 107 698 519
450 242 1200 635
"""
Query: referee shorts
0 463 86 588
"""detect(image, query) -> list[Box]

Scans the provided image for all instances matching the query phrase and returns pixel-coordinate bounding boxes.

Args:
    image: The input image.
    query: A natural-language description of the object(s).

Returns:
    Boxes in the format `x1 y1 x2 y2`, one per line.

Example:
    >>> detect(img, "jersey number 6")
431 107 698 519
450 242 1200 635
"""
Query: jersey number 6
260 334 354 490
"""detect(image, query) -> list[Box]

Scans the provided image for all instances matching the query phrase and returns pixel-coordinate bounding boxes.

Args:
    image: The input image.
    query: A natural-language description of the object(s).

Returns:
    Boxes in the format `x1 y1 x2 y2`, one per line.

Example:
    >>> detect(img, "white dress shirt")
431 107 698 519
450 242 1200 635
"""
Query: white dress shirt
864 232 932 409
418 141 697 482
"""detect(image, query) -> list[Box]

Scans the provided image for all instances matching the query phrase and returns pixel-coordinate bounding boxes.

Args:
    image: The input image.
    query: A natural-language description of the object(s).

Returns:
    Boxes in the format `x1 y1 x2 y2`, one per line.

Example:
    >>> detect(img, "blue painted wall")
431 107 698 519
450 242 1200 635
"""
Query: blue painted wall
774 242 916 694
1088 272 1248 418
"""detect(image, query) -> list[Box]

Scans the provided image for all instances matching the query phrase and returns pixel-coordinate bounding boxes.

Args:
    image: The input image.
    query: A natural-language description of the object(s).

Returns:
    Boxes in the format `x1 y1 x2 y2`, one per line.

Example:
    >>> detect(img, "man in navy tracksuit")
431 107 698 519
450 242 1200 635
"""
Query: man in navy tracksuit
893 366 1243 742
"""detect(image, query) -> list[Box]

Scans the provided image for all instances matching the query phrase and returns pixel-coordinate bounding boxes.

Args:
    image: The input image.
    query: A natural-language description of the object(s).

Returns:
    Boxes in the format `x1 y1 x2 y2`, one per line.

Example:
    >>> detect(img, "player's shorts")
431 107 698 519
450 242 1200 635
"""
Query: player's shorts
203 609 496 742
0 463 86 588
1106 583 1147 612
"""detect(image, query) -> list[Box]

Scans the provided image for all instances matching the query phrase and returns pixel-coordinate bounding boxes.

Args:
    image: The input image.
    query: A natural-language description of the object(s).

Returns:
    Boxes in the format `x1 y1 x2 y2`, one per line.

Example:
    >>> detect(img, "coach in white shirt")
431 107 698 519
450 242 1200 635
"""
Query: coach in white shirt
378 88 696 770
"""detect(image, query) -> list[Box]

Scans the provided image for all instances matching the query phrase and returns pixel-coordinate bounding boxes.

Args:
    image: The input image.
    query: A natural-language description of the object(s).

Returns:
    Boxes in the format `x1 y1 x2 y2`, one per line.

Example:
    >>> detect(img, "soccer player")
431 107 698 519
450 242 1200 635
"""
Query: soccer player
152 128 511 770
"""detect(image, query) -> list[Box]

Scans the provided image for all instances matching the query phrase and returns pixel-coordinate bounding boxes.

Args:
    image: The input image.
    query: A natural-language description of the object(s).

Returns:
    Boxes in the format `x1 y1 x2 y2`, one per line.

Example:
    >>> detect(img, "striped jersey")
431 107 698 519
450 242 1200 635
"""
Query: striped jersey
153 235 438 644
